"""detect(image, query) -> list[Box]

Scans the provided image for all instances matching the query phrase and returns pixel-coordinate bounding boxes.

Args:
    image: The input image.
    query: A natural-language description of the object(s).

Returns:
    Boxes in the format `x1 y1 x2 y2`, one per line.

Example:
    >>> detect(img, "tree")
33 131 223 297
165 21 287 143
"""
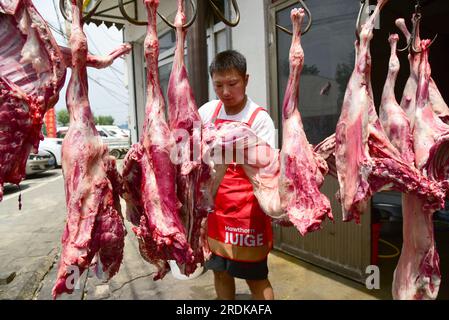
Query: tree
95 115 115 125
57 109 69 126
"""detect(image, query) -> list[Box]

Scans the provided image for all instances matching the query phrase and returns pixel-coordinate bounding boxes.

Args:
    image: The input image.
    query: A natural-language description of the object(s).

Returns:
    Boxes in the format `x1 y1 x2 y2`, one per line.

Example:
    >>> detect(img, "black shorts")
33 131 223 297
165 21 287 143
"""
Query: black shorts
204 254 269 280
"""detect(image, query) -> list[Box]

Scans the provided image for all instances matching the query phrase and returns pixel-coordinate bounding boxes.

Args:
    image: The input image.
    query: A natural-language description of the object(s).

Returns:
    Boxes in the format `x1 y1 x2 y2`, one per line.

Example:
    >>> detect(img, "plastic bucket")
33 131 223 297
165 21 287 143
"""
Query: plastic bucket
168 260 204 280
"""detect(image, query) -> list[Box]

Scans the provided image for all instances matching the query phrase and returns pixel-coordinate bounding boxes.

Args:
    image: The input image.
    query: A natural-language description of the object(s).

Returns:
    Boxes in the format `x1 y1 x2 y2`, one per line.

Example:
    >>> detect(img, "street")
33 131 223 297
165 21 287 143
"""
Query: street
0 169 66 299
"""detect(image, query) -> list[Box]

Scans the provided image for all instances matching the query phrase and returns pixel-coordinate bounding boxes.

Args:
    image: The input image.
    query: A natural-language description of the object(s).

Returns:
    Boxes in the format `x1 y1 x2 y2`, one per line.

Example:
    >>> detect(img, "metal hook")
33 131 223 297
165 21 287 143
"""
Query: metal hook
158 0 197 29
209 0 240 27
59 0 103 23
118 0 197 28
275 0 312 36
355 0 367 41
397 3 438 53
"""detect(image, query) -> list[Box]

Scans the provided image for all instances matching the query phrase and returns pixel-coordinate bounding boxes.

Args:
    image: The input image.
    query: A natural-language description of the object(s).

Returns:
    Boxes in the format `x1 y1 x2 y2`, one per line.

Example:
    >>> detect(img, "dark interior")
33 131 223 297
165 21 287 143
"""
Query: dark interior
370 0 449 108
370 0 449 299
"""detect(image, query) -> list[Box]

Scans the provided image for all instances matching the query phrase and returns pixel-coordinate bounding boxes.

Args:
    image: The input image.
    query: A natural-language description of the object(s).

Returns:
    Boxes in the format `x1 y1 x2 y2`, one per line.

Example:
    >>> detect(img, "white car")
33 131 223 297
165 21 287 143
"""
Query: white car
56 126 130 159
25 149 55 176
39 137 63 167
100 125 131 140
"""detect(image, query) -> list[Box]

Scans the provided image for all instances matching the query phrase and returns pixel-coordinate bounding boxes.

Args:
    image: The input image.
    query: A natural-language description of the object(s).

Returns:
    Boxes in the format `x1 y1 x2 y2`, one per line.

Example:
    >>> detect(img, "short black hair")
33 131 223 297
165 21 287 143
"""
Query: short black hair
209 50 247 78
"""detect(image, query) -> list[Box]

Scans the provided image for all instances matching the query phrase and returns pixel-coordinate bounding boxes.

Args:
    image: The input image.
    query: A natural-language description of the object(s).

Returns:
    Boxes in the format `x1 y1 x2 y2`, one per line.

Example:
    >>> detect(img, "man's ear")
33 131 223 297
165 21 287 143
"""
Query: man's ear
245 74 249 85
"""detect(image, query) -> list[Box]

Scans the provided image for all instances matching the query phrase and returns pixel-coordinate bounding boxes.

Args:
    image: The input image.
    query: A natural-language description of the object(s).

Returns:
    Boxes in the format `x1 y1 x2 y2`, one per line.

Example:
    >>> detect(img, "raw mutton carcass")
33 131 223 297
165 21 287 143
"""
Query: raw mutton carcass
166 0 208 276
334 0 445 223
378 33 441 300
52 0 128 299
278 8 332 235
395 18 449 126
0 0 131 201
0 0 66 201
121 0 193 280
388 16 449 299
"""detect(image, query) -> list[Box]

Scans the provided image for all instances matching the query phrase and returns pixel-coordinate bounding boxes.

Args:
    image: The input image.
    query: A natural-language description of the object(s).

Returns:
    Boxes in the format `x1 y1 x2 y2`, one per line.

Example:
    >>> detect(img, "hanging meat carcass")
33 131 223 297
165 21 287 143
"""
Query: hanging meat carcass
379 34 414 164
377 34 442 300
313 133 337 179
0 0 66 200
0 0 131 201
395 18 449 126
52 0 127 299
334 0 445 223
394 37 449 300
395 18 449 181
166 0 207 276
121 0 193 280
278 8 332 235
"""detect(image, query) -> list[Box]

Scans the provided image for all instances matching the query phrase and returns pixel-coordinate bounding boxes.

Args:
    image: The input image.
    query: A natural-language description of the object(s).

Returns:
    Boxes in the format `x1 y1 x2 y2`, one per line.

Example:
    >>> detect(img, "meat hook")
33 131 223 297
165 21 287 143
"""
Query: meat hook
208 0 240 27
397 2 438 54
59 0 103 23
117 0 197 28
355 0 366 41
275 0 312 36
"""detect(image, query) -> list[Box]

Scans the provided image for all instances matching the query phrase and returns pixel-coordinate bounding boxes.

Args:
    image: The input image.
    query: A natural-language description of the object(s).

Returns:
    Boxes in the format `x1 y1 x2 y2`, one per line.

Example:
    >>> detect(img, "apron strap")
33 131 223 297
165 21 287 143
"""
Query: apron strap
247 107 266 127
211 101 223 124
212 101 266 127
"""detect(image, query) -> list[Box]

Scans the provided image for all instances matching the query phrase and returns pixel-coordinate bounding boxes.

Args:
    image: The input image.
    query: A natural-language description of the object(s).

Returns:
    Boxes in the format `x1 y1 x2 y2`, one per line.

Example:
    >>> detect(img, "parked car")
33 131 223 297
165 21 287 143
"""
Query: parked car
26 149 55 176
39 137 63 167
56 126 130 159
100 125 131 140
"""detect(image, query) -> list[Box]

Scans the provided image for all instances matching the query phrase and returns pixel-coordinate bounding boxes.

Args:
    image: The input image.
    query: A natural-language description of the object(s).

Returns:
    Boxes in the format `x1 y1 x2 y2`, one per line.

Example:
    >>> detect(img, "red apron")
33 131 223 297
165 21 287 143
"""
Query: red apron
207 101 273 262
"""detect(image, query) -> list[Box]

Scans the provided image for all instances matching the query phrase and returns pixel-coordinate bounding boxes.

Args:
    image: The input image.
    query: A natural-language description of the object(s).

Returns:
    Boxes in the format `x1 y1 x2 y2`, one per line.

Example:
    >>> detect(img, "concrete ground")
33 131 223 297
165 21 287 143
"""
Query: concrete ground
33 222 380 300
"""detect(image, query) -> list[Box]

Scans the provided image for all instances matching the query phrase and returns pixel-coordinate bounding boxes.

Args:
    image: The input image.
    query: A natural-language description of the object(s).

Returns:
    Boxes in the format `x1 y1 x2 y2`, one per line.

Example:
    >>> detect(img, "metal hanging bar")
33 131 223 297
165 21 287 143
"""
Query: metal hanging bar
208 0 240 27
117 0 197 28
275 0 312 36
59 0 103 23
117 0 146 26
157 0 197 29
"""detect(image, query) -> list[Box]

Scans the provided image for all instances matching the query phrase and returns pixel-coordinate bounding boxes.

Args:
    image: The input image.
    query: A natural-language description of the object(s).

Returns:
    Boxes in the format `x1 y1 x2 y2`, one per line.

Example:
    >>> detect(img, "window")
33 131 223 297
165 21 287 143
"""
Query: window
98 130 108 137
159 29 176 55
275 1 358 144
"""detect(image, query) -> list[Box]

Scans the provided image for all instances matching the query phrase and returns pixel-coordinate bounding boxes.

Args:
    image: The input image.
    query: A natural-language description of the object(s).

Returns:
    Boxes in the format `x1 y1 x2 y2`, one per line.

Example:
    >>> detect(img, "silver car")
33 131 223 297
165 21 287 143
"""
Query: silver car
25 149 55 176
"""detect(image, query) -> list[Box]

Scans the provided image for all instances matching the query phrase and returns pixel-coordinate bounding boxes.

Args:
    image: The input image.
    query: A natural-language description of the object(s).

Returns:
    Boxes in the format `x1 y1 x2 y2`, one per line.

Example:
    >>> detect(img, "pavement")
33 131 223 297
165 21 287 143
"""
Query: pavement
33 219 381 300
0 166 383 301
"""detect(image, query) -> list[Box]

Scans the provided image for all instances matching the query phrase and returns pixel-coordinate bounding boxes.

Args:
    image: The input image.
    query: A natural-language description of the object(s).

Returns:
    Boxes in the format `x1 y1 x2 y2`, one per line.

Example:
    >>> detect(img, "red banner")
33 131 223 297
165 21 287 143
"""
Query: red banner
44 108 57 138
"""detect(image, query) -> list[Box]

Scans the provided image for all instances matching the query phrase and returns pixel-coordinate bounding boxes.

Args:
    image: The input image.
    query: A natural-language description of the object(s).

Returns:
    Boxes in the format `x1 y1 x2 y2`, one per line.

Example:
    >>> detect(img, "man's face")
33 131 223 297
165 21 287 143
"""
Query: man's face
212 68 249 109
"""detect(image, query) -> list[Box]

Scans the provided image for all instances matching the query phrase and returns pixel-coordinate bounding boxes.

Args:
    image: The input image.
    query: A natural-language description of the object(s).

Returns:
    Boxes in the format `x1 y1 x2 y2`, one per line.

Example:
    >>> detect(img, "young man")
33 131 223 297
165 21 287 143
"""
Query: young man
198 50 276 300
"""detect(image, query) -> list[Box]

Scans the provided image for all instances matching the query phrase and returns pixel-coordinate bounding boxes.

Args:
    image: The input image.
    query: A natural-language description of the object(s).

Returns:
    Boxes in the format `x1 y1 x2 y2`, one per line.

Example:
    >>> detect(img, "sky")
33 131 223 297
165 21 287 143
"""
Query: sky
33 0 130 127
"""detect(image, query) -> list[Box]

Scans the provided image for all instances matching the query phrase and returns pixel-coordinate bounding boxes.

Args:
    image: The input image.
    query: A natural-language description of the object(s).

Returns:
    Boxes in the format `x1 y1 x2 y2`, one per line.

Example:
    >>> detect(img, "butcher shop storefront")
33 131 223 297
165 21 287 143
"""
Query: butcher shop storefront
86 0 449 297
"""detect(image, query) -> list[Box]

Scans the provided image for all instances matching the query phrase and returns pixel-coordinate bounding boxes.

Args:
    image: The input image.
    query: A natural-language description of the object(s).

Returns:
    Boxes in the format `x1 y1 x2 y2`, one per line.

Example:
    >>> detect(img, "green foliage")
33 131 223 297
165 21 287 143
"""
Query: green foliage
94 115 115 125
56 109 69 126
42 122 47 136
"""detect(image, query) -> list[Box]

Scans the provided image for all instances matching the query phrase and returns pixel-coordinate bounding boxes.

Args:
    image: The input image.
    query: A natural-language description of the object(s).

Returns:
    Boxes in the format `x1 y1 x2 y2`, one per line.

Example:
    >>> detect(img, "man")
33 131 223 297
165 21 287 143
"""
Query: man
198 50 276 300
